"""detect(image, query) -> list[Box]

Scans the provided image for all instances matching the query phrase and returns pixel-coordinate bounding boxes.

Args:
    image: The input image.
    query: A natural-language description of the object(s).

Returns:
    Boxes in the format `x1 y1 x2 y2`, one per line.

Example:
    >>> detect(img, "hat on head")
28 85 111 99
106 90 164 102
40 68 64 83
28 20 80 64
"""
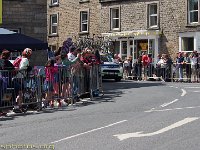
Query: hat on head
1 50 11 59
22 48 32 57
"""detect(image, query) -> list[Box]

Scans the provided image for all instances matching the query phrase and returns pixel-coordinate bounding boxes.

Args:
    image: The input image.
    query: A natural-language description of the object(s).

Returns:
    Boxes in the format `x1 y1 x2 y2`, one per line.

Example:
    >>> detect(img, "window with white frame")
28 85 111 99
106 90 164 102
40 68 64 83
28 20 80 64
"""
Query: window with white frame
148 3 158 28
51 0 59 5
80 11 89 32
49 45 57 51
188 0 199 23
110 7 120 30
50 14 58 35
181 37 194 51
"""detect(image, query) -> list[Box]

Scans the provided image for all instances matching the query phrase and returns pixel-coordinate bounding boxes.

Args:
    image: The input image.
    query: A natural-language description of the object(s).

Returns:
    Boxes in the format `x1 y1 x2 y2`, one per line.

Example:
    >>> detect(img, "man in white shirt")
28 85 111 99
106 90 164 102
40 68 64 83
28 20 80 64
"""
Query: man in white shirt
67 46 76 61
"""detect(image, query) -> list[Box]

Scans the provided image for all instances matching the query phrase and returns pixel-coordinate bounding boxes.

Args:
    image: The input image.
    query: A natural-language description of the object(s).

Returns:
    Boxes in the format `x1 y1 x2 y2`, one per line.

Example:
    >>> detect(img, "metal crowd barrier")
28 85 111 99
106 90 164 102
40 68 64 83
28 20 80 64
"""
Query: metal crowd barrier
146 63 173 82
0 64 103 114
0 69 42 112
89 64 103 100
125 62 200 82
171 63 200 82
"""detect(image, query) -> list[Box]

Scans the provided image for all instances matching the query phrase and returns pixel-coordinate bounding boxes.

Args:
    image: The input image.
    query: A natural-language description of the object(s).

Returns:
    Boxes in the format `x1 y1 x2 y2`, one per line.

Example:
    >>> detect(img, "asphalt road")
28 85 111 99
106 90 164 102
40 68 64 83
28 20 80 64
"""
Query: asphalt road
1 80 200 150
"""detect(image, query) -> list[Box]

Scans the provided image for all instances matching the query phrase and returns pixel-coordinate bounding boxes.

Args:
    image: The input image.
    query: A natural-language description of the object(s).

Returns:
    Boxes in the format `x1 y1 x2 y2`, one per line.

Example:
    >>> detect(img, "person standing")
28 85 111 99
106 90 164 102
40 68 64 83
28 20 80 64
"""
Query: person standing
155 54 162 78
147 54 153 78
183 52 191 82
190 52 198 83
176 52 184 82
142 52 149 80
165 54 173 82
14 48 32 112
157 54 166 81
136 55 142 81
44 59 58 108
0 50 15 115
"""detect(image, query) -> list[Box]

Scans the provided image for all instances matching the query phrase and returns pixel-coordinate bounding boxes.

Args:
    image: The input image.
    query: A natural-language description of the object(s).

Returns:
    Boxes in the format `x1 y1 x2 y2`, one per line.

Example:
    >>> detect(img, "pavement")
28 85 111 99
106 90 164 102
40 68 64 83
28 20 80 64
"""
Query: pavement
0 80 200 150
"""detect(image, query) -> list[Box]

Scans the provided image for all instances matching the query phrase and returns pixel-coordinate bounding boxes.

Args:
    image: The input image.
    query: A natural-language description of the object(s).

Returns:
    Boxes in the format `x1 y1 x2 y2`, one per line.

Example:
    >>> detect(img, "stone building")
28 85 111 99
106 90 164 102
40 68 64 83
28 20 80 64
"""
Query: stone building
0 0 47 65
47 0 101 51
47 0 200 60
100 0 200 60
1 0 47 42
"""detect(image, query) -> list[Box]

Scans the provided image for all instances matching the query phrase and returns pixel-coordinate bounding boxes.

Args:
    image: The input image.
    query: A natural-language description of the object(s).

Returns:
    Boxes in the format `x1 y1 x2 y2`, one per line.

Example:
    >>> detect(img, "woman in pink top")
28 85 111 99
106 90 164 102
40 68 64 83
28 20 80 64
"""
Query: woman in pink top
44 59 58 108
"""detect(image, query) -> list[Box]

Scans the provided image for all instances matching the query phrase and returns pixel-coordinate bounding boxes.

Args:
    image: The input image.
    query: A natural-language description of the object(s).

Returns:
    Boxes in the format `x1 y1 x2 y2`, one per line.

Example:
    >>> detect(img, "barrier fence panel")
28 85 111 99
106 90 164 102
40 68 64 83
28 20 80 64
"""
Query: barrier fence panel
171 63 200 82
1 63 103 114
123 62 200 82
0 69 43 113
89 64 100 100
0 70 17 110
146 63 172 81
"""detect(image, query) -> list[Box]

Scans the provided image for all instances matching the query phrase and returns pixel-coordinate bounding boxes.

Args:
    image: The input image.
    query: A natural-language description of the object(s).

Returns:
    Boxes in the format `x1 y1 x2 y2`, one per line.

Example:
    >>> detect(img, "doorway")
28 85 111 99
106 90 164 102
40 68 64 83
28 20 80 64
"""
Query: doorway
133 39 155 61
134 40 148 60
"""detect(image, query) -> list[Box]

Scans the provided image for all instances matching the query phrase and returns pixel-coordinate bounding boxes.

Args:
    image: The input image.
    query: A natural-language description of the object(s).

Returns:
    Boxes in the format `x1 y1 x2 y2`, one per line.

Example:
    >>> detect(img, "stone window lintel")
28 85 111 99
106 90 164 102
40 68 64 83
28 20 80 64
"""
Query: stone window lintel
49 3 59 8
48 34 59 37
186 23 200 27
79 0 90 3
78 32 89 35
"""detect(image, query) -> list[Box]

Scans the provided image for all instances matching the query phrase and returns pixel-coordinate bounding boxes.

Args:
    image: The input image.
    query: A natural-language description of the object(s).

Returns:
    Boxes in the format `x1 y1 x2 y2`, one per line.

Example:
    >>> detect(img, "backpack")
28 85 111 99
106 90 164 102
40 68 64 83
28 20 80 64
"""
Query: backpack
13 56 22 68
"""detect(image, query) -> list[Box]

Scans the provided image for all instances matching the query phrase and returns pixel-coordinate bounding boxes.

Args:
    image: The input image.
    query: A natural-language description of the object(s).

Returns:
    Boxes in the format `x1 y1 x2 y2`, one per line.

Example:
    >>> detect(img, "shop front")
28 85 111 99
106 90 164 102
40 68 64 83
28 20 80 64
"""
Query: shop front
102 30 161 62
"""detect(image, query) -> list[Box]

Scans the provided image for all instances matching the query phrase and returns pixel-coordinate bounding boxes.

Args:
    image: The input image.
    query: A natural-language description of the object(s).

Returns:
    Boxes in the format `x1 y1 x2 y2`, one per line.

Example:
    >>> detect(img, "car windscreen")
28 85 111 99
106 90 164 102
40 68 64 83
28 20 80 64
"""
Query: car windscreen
101 55 113 62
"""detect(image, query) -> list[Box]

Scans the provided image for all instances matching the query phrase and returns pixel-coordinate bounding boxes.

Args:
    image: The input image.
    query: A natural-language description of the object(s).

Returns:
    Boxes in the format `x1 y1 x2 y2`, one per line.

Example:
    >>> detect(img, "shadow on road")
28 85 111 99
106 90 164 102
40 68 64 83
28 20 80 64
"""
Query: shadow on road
102 79 164 91
0 80 164 122
88 80 164 104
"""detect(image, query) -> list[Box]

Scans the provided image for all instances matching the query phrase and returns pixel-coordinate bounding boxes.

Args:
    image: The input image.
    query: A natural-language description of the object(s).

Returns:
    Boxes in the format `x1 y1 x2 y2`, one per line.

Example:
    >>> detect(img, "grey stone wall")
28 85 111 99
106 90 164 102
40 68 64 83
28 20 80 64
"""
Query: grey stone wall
1 0 47 42
1 0 48 65
47 0 101 49
159 0 186 57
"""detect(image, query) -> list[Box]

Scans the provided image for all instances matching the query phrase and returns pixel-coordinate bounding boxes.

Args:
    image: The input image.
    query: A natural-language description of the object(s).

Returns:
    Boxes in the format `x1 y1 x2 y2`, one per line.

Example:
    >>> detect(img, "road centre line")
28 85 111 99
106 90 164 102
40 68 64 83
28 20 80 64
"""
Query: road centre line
160 99 179 108
181 89 187 97
184 87 200 89
145 106 200 113
51 120 127 144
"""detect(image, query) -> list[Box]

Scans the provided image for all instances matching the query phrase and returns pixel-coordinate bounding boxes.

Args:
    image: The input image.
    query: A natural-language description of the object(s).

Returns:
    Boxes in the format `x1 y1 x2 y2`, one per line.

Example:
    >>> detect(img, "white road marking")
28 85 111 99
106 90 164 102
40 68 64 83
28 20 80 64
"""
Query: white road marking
160 99 179 108
181 89 187 97
51 120 127 144
145 106 200 112
193 91 200 93
185 87 200 89
114 117 198 141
